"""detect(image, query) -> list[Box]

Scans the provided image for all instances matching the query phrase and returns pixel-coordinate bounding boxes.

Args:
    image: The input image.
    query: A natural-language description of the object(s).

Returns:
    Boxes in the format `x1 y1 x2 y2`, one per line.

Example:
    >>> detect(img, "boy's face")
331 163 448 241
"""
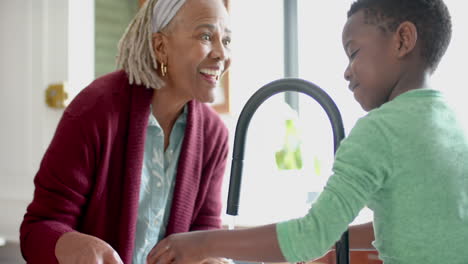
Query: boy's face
342 10 400 111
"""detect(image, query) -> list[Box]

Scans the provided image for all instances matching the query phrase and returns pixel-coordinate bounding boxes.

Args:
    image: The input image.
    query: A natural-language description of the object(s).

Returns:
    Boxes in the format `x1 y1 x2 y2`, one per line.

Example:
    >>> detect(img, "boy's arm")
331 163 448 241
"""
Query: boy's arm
147 222 375 264
147 224 286 264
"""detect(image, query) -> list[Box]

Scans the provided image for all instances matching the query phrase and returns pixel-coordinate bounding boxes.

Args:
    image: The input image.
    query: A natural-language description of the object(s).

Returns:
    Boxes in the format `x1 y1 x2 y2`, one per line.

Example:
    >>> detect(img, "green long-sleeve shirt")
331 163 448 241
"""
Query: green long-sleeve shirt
277 89 468 263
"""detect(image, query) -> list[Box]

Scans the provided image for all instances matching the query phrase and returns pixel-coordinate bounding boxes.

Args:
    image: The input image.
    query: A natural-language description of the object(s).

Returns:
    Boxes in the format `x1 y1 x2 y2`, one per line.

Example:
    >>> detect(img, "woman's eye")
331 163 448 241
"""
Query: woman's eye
201 34 211 41
223 38 231 46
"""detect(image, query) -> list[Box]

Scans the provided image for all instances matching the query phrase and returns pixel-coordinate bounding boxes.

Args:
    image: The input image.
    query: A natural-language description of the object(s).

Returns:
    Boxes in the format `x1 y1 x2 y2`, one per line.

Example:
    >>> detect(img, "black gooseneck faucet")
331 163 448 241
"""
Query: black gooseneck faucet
226 78 349 264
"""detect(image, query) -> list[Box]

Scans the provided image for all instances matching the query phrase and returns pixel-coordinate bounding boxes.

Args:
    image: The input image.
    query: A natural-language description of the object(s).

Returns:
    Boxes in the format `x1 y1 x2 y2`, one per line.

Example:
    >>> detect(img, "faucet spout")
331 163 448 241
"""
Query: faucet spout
226 78 348 263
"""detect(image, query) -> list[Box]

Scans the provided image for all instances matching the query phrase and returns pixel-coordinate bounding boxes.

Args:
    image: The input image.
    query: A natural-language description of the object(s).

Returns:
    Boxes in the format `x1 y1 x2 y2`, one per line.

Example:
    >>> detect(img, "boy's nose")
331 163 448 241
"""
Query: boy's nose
344 64 351 81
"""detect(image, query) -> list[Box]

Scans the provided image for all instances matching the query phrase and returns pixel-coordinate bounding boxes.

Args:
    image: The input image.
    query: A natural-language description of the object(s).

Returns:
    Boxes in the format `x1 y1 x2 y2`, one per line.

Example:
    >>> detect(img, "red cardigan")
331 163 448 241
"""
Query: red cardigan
20 71 229 263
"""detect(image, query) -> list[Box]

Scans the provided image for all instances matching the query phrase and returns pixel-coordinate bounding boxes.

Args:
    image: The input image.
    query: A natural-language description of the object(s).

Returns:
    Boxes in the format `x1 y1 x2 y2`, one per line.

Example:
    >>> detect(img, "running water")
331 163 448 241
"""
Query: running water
226 215 236 264
228 215 236 231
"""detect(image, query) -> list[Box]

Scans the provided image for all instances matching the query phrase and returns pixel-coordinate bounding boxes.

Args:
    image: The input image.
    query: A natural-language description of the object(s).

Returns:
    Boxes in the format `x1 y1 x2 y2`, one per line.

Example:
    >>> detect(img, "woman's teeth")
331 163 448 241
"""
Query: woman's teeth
200 69 221 80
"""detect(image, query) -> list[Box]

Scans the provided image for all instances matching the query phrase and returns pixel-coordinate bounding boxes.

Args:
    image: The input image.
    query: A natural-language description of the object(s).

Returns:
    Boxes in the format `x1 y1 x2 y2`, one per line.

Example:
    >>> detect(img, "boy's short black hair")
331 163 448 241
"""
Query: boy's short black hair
348 0 452 73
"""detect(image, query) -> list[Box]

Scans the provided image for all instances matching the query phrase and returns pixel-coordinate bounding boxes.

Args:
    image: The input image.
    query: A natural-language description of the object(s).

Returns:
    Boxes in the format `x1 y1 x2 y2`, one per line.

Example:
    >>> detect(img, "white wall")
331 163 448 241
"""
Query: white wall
0 0 94 242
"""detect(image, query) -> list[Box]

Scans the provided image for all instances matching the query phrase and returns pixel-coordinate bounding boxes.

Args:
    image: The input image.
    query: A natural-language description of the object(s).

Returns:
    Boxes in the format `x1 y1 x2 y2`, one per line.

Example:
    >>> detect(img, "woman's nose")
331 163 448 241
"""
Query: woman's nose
211 40 229 61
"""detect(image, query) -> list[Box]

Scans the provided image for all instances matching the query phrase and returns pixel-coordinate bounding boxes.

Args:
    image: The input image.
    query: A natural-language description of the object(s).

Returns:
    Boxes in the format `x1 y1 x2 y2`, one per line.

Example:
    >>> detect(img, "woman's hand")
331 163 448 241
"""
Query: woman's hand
147 232 212 264
55 231 123 264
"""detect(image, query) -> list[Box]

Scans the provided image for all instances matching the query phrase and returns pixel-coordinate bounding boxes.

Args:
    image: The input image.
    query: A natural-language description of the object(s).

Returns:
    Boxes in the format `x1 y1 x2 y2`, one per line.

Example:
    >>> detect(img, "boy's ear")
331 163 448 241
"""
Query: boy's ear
152 32 168 64
394 21 418 58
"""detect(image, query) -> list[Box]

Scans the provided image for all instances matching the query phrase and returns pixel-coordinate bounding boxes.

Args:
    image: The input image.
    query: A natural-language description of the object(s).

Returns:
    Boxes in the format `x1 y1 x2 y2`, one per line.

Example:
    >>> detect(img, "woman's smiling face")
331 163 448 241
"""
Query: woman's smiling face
158 0 232 104
342 9 400 112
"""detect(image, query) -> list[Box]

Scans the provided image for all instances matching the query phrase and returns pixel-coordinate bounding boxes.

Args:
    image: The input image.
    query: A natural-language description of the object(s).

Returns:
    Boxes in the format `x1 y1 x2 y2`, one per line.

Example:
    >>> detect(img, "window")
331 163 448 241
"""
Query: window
432 1 468 118
222 0 468 230
297 0 372 226
222 0 295 227
95 0 138 78
222 0 364 228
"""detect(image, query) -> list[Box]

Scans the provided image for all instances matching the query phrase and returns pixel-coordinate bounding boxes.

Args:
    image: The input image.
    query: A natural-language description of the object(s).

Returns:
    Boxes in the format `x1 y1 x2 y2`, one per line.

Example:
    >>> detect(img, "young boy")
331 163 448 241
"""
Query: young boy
147 0 468 263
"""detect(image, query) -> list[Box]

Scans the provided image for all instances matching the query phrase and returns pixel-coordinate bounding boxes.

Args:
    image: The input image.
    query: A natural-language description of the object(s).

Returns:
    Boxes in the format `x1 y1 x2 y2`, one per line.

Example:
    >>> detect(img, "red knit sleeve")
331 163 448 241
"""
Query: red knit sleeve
19 109 97 263
191 112 229 231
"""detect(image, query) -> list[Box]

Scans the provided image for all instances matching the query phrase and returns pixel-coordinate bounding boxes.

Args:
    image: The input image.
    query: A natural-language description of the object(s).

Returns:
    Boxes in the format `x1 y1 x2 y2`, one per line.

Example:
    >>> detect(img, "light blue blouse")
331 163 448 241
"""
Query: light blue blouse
132 106 187 264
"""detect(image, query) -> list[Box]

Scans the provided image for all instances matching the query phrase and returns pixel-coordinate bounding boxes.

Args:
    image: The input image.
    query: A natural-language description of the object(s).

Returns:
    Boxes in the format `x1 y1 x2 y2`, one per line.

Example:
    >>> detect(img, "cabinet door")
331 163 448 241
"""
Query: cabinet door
0 0 65 241
0 0 94 242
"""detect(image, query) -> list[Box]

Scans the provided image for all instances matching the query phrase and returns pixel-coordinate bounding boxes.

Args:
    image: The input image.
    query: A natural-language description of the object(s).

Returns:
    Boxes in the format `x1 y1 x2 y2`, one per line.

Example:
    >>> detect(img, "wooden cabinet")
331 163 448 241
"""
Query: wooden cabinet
303 250 382 264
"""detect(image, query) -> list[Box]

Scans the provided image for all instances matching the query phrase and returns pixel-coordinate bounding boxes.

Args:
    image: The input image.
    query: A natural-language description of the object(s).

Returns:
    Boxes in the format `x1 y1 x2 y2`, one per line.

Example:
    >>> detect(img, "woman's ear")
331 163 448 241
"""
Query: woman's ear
152 32 167 64
395 21 418 58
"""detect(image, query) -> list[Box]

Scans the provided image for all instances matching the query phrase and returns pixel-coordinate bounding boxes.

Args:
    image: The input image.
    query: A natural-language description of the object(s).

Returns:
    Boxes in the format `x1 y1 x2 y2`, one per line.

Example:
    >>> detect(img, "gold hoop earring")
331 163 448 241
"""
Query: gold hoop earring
161 63 167 77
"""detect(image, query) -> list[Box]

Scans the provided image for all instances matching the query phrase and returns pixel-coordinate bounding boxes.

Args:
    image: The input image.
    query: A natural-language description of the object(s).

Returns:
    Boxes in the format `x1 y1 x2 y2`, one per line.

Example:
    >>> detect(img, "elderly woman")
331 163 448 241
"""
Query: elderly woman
19 0 231 263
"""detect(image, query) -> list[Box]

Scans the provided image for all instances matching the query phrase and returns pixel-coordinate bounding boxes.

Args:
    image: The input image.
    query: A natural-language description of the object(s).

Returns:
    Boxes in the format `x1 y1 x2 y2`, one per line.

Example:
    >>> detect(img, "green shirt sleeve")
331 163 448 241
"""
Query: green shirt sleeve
276 112 392 262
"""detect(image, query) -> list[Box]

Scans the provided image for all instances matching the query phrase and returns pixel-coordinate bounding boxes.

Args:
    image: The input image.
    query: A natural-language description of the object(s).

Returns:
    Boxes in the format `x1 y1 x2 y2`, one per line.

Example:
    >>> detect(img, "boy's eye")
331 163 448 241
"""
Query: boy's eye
350 49 359 59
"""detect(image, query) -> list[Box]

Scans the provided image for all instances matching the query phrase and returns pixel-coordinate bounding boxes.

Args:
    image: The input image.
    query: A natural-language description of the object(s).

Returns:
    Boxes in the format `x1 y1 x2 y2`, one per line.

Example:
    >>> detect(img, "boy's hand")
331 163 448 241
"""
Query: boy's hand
55 231 123 264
